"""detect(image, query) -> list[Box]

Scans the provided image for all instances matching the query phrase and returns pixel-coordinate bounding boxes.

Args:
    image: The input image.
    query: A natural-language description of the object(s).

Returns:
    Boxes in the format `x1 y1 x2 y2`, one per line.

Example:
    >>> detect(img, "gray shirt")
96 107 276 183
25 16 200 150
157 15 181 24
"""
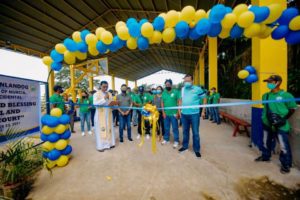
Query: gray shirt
117 93 132 112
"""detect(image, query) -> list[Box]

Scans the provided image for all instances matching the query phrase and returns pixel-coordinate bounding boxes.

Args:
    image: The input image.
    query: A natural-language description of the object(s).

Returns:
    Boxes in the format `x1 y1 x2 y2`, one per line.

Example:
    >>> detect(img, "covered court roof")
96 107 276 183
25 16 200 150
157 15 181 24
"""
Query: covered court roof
0 0 243 80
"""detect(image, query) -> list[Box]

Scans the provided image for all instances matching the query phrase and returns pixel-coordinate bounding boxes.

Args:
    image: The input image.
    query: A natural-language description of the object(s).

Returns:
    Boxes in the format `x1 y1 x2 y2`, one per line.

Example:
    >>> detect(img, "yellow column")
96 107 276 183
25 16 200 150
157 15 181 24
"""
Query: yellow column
111 74 115 90
89 76 94 91
125 79 128 85
70 65 76 102
199 52 205 86
47 65 55 97
195 66 199 85
135 80 137 88
208 37 217 90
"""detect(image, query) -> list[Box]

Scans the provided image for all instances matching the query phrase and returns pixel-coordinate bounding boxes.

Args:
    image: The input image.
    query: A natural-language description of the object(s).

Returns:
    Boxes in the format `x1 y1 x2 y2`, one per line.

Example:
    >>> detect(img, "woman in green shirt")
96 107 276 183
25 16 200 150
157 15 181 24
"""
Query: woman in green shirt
77 91 92 136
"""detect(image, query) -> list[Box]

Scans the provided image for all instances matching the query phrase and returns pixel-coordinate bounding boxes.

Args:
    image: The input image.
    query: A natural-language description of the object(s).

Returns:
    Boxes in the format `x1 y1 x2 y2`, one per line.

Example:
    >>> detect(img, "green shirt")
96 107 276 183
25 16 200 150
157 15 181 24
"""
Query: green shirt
162 89 180 116
207 95 213 104
50 93 65 112
89 95 95 109
262 90 297 132
211 92 220 104
77 98 91 113
135 93 153 107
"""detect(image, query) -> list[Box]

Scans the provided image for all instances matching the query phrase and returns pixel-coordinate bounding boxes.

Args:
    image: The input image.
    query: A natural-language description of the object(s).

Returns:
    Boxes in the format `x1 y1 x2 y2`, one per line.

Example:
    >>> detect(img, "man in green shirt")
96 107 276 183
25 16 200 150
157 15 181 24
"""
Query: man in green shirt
255 75 297 174
49 85 65 113
210 87 221 124
161 79 181 148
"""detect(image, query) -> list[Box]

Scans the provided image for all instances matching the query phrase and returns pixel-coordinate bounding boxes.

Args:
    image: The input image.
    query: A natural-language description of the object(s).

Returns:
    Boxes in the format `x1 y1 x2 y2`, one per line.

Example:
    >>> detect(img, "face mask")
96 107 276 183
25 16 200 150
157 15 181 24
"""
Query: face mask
152 90 157 94
121 90 127 93
184 82 192 88
82 96 87 98
156 90 162 94
166 87 171 91
267 83 277 90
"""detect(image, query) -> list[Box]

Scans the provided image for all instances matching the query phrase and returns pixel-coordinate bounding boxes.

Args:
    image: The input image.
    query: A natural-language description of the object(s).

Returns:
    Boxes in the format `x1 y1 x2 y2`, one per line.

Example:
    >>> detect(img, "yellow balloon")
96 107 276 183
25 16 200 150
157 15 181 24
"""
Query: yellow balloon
233 4 248 17
237 11 255 28
75 51 87 60
50 108 62 117
55 139 68 150
101 31 113 45
194 9 206 23
72 31 82 42
42 56 53 66
65 124 70 131
141 22 154 38
221 13 237 29
64 51 76 64
115 21 126 30
96 27 106 40
42 141 55 152
56 155 69 167
189 21 196 28
159 13 166 20
244 23 261 38
219 28 230 39
162 28 176 43
206 9 211 18
264 4 283 24
117 26 130 40
180 6 196 23
165 10 179 28
289 16 300 31
55 124 66 134
238 70 250 79
151 31 162 44
45 159 56 169
42 126 54 135
258 26 273 39
85 33 98 45
149 37 154 44
126 37 137 50
88 45 99 56
55 43 67 54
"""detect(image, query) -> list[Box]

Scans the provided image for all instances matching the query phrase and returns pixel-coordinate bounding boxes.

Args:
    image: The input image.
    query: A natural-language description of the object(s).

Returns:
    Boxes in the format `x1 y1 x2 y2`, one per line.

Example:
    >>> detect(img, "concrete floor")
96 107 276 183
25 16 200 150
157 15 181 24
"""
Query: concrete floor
28 120 300 200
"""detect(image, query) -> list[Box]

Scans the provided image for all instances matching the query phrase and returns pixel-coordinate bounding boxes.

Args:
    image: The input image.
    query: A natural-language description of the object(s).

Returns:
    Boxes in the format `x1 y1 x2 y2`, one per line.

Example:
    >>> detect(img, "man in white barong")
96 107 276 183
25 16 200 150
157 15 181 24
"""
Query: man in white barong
93 81 118 152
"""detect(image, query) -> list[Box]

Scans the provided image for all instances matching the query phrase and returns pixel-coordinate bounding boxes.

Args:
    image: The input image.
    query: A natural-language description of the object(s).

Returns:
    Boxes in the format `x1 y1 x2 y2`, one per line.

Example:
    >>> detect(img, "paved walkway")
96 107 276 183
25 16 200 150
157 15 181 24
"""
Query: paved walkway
28 119 300 200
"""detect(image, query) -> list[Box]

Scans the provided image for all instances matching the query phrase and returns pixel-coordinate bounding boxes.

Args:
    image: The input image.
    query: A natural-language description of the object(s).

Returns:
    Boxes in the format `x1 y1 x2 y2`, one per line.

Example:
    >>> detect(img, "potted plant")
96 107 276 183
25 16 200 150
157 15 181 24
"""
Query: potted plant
0 129 43 200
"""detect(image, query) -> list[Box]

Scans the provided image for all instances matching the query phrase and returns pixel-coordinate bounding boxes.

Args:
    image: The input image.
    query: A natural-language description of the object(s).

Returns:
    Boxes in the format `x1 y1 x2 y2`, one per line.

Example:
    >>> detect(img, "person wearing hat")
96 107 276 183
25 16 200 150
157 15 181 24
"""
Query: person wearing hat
255 75 297 174
50 85 65 113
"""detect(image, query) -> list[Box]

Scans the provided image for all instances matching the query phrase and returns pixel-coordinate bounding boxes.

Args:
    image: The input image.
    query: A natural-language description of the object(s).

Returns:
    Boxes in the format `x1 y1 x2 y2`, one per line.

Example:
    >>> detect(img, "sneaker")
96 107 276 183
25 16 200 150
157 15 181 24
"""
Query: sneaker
161 140 170 145
81 132 85 136
120 138 124 143
136 134 141 139
254 156 270 162
92 126 94 131
128 138 133 141
195 152 201 158
146 135 150 140
280 166 290 174
173 142 179 149
178 147 187 153
88 131 93 135
71 131 76 133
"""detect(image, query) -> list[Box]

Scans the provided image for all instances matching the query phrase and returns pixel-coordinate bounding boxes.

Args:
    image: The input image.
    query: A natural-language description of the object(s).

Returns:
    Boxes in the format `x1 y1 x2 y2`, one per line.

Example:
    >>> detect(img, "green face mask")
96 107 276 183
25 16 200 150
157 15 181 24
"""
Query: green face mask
267 83 276 90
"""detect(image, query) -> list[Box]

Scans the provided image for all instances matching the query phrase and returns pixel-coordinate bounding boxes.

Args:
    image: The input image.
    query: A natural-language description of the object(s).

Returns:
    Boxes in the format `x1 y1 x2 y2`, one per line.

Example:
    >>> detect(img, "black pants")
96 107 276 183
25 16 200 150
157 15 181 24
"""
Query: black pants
199 108 203 117
157 111 165 136
113 110 119 125
90 108 96 127
137 110 150 135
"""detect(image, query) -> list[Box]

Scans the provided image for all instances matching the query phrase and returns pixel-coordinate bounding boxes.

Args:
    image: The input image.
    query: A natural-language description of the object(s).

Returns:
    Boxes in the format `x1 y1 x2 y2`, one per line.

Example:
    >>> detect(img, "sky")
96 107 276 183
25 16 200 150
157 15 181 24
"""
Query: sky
0 49 185 92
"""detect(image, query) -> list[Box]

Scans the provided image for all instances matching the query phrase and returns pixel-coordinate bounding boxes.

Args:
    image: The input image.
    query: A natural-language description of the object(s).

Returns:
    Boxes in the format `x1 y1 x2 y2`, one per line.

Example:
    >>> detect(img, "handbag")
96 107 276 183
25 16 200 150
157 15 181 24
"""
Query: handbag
265 93 287 128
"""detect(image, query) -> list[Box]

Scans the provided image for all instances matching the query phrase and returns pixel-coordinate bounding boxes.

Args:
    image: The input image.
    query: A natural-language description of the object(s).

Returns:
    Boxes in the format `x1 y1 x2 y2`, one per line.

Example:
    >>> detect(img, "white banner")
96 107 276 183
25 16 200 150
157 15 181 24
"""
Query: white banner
0 75 41 144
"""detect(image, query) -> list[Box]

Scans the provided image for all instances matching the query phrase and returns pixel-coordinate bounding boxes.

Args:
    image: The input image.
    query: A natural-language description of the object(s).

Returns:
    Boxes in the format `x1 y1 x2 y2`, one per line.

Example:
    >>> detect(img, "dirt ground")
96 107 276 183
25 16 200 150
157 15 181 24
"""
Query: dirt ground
28 119 300 200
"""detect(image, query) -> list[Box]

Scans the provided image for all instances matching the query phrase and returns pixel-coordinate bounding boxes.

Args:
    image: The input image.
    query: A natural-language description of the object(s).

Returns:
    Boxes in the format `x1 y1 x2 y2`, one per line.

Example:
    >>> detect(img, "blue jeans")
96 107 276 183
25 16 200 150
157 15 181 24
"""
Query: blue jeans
80 112 91 132
181 113 200 152
261 125 292 168
119 113 132 139
212 107 220 123
163 115 179 142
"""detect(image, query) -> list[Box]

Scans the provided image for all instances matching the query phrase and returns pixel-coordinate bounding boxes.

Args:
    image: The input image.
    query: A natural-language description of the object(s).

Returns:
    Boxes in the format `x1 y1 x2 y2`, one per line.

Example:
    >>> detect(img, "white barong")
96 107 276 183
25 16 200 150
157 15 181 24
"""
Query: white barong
93 91 115 151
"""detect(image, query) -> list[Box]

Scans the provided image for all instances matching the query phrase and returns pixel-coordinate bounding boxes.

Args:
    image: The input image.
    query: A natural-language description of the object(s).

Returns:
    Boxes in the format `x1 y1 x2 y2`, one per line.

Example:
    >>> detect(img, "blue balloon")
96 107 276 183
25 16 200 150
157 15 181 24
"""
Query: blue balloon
209 4 227 23
175 21 189 38
59 114 70 124
47 116 60 128
153 16 165 31
230 24 244 39
108 42 118 52
64 38 78 52
271 25 289 40
48 133 60 143
141 109 150 117
250 6 270 23
139 18 148 25
96 41 108 54
81 29 90 41
41 115 51 125
137 37 149 50
40 134 48 142
277 7 299 25
51 62 62 71
244 66 256 74
77 42 88 53
48 149 61 161
126 18 138 27
128 22 141 38
189 28 201 40
207 23 222 37
285 30 300 45
50 50 63 62
42 152 48 159
61 145 72 155
245 74 258 83
226 7 232 14
60 130 71 140
196 19 211 36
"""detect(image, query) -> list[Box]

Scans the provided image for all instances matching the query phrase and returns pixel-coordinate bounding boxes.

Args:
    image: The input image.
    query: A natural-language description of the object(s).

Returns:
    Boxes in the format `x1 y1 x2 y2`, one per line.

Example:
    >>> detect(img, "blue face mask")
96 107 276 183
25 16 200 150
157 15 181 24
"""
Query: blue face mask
156 90 161 94
152 90 157 94
184 82 192 88
267 83 277 90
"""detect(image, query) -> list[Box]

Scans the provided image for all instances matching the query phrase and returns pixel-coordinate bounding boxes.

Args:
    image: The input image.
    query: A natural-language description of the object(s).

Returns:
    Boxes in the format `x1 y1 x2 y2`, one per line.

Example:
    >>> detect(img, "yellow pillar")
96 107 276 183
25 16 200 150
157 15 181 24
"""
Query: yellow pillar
208 37 217 90
125 79 128 86
135 80 137 88
70 65 76 102
47 65 55 97
199 52 205 87
111 74 115 90
89 76 94 91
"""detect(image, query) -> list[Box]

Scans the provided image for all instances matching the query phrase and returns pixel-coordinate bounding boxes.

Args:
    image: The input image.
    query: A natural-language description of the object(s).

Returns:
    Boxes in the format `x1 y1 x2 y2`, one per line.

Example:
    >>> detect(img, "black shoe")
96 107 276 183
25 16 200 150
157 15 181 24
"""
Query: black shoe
254 156 270 162
212 121 216 123
110 145 115 149
280 166 290 174
128 138 133 141
195 152 201 158
133 124 137 127
209 119 213 121
71 131 76 133
120 139 124 143
217 122 221 125
178 147 187 152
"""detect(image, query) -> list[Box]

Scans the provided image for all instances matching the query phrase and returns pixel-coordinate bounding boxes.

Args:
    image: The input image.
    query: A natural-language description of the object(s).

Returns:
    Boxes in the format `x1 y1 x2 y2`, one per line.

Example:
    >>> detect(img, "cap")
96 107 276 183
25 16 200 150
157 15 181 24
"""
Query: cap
263 75 282 82
53 85 63 92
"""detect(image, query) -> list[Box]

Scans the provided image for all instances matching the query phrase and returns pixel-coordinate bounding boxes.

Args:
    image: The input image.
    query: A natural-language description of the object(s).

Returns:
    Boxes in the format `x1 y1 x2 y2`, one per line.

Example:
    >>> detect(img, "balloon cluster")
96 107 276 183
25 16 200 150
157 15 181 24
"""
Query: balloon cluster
40 108 72 169
238 65 258 83
42 4 300 71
